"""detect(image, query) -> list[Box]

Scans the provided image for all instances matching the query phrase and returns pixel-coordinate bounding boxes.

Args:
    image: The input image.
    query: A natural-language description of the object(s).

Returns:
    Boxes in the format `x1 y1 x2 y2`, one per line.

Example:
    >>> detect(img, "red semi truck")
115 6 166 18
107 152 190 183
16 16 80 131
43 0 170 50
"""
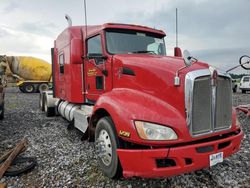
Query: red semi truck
40 23 243 178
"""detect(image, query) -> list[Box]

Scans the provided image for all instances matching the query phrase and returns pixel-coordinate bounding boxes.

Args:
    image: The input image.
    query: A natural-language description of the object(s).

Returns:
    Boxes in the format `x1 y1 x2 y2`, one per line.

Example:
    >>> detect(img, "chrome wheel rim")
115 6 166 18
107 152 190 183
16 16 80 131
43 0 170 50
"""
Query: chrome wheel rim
26 85 33 92
97 129 112 166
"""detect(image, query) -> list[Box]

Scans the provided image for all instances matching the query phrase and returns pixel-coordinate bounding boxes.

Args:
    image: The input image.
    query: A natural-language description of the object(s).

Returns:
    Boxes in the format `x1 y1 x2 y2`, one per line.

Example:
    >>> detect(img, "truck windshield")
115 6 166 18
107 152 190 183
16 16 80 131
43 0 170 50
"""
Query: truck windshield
105 29 166 55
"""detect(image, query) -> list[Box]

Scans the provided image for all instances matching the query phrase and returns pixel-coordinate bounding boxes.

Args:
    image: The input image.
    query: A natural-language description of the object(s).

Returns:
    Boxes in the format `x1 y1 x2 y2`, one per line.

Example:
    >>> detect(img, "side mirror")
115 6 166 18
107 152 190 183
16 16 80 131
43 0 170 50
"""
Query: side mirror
239 55 250 70
174 50 197 86
71 38 83 64
183 50 193 67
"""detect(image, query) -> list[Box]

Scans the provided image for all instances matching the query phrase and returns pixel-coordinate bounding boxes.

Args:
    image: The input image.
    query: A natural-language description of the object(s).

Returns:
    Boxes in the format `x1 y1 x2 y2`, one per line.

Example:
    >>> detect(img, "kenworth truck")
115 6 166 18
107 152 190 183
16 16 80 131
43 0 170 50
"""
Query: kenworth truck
40 22 243 178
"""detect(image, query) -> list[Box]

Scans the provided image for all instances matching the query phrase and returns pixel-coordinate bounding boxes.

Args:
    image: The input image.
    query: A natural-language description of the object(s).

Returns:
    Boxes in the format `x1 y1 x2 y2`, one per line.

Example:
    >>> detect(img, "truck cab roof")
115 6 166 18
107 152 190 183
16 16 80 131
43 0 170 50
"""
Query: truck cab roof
56 23 166 41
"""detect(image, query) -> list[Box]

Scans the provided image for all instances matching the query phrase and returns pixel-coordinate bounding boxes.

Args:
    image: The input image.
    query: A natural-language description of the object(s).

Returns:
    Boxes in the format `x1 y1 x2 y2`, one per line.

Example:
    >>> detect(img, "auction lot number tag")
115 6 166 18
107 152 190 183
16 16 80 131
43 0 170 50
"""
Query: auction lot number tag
209 152 223 166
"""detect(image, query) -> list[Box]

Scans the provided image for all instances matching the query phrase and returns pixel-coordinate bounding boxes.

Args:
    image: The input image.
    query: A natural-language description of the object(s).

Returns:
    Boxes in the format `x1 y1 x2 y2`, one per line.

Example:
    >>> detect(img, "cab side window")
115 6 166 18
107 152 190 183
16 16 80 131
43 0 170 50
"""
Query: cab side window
59 54 64 74
87 35 102 56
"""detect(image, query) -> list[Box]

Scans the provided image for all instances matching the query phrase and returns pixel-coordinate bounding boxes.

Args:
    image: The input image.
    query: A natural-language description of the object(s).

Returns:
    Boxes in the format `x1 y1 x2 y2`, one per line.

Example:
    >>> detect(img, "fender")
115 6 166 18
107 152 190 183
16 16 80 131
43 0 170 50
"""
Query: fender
91 88 188 146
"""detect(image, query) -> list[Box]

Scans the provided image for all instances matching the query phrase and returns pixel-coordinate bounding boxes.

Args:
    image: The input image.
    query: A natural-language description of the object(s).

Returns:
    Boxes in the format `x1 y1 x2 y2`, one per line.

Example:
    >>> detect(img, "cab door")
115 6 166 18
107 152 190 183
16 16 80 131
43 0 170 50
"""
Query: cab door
84 34 109 103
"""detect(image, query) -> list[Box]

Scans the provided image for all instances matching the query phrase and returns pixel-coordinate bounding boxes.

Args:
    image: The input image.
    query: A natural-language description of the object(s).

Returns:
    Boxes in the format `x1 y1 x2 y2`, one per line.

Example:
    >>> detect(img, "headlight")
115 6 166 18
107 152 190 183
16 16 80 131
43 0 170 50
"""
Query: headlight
134 121 178 141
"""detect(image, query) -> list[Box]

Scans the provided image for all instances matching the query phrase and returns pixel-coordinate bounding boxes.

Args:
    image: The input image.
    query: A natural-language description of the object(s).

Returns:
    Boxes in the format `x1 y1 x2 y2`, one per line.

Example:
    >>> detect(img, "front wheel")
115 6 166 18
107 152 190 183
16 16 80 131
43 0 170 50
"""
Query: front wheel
95 117 122 178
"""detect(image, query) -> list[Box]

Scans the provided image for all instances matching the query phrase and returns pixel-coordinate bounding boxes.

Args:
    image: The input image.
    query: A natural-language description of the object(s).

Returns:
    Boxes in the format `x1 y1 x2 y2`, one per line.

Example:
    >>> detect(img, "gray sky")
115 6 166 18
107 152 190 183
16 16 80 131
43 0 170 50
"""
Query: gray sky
1 0 249 74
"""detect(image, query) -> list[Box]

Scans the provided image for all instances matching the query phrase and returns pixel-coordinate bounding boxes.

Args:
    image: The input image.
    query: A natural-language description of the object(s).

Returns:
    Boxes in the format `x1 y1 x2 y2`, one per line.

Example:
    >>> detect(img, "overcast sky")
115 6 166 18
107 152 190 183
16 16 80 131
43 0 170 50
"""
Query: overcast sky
0 0 249 74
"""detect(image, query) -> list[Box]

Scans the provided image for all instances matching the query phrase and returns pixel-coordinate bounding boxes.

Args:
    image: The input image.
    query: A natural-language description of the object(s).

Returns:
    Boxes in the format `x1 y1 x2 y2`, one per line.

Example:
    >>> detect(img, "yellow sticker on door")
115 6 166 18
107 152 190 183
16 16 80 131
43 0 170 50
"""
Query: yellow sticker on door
87 68 97 76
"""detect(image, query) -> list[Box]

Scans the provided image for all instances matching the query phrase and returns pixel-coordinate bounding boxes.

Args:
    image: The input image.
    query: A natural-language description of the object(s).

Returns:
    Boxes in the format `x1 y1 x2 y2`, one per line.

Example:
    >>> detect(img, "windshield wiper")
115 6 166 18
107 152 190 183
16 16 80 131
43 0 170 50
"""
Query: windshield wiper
130 50 156 54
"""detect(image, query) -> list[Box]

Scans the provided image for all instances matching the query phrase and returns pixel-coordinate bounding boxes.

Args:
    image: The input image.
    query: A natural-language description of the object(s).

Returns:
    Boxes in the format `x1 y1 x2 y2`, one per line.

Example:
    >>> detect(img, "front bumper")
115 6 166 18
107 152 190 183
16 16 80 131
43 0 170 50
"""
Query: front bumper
117 130 243 178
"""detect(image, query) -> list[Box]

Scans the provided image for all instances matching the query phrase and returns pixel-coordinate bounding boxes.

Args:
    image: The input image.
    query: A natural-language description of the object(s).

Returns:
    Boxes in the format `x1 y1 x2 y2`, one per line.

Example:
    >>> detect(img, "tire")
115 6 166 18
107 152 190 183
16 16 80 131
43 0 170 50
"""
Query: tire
3 157 37 176
95 117 122 178
23 84 35 93
44 97 55 117
39 92 45 111
38 83 49 93
233 87 236 93
242 90 246 94
0 103 4 120
19 86 24 93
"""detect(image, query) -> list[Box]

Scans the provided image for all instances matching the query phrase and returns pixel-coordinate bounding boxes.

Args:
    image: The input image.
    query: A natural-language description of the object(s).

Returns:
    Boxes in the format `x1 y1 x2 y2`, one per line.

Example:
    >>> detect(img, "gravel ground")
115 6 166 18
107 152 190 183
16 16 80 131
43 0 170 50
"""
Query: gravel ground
0 87 249 188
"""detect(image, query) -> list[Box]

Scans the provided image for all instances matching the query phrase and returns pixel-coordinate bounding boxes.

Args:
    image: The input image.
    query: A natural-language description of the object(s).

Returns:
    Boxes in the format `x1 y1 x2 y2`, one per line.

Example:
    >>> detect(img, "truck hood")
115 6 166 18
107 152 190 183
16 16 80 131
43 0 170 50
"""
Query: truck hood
113 54 209 76
112 54 210 117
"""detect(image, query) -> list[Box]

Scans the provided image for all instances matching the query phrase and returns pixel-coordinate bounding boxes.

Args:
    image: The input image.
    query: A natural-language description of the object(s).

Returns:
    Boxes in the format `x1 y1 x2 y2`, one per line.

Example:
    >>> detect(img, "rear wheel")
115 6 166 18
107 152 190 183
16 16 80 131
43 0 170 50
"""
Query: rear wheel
242 90 246 94
23 84 35 93
38 83 49 93
95 117 122 178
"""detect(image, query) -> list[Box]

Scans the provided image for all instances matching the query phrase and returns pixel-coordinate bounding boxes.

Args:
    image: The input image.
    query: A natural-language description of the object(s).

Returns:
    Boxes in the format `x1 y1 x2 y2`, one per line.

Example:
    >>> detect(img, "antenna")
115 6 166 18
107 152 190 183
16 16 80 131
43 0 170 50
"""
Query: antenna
176 8 178 47
153 0 156 29
83 0 88 39
174 8 182 57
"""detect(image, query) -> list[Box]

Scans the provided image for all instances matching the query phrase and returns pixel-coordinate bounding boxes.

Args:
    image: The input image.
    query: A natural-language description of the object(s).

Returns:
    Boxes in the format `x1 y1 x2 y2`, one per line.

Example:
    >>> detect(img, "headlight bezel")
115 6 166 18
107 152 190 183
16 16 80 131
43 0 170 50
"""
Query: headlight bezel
134 121 178 141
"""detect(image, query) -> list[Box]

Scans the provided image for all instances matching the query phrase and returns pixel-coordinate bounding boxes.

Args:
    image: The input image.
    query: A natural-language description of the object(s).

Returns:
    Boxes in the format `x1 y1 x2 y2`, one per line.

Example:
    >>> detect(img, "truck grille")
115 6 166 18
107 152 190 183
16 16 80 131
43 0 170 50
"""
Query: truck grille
185 69 232 137
192 76 212 135
215 77 232 130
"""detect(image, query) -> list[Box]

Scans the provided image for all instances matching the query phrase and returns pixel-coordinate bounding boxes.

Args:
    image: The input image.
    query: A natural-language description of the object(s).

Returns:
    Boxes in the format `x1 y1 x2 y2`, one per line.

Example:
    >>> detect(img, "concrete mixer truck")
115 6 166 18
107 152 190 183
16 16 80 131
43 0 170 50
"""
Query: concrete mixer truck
0 55 52 93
